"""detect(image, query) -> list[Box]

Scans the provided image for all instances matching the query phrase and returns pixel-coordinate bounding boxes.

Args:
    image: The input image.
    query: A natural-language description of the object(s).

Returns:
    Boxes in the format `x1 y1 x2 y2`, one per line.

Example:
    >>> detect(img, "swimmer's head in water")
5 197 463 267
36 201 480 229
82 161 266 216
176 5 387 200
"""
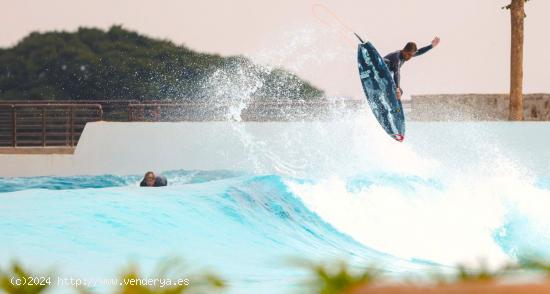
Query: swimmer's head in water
144 171 156 187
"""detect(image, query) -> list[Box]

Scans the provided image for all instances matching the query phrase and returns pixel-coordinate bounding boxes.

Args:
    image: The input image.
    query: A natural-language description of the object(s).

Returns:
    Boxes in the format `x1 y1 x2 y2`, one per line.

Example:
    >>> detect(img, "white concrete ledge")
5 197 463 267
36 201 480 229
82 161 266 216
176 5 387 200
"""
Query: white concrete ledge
0 147 75 155
1 121 549 178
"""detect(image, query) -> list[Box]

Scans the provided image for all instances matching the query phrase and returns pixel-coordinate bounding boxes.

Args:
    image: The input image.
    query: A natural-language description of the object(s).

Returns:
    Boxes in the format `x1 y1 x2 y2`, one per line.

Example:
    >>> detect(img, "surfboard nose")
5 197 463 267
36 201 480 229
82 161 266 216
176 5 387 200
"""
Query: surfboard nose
394 134 404 142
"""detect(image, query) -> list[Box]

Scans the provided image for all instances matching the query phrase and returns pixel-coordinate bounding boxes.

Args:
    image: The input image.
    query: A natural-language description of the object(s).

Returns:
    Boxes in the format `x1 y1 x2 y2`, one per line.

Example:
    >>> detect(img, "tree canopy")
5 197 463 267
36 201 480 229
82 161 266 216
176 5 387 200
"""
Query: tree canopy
0 26 324 101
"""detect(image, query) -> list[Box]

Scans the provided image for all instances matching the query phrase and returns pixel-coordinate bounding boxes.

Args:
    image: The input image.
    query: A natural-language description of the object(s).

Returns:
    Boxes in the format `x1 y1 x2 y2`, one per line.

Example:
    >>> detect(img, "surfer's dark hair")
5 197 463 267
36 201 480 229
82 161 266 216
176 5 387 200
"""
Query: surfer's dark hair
403 42 417 52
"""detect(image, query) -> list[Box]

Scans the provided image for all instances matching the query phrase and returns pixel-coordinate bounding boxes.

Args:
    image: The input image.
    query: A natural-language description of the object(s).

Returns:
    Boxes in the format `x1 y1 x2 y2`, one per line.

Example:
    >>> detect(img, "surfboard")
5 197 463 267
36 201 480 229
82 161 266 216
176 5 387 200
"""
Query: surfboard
356 39 405 142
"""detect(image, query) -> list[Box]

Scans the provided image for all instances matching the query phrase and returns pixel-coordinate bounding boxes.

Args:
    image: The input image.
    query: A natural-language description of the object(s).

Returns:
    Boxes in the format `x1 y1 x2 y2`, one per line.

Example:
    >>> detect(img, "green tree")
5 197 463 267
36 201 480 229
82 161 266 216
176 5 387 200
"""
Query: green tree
0 26 323 101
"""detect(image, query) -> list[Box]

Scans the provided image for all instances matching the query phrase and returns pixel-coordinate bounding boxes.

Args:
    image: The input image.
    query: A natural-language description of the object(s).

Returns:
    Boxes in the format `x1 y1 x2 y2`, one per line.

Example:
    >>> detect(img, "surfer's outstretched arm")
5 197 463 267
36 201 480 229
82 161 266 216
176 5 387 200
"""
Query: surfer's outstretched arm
414 45 432 57
414 36 440 57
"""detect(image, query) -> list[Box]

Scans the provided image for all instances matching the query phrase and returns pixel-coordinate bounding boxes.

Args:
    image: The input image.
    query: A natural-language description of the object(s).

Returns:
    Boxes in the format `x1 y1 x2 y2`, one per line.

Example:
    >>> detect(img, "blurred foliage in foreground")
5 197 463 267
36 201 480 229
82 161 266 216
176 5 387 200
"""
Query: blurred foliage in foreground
4 257 550 294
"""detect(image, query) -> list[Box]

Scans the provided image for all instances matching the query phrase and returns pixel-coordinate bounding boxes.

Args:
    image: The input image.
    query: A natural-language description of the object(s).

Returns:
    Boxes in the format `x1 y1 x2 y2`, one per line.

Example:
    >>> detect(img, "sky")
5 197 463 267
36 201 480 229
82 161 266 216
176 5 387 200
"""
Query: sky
2 0 549 99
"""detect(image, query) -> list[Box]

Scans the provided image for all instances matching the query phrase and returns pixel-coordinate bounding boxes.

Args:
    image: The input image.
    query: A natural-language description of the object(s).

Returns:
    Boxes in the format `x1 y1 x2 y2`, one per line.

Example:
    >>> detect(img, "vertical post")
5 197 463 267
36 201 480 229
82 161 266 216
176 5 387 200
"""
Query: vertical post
69 106 75 147
11 105 16 147
42 106 46 147
129 105 133 121
509 0 525 120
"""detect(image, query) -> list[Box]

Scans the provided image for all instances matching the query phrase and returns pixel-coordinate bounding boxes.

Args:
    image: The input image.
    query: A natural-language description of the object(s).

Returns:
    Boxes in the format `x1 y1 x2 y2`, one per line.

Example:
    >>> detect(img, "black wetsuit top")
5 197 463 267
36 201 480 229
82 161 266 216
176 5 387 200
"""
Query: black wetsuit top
383 45 433 92
140 175 168 187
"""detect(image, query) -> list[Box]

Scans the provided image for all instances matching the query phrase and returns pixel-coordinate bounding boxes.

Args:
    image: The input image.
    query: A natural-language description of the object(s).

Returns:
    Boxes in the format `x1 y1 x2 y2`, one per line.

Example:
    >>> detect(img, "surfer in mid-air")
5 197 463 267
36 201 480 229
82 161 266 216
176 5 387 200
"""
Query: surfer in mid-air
384 37 440 99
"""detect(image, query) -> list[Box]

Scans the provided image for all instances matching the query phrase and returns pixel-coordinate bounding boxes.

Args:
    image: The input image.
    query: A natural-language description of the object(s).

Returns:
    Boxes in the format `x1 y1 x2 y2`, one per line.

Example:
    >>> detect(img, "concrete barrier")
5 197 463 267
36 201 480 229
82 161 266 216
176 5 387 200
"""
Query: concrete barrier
2 120 550 177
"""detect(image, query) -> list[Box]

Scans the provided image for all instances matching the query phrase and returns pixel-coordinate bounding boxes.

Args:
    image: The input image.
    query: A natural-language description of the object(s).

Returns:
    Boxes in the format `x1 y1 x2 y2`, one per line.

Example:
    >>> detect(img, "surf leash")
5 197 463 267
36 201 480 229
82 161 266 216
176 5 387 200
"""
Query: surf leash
311 3 365 46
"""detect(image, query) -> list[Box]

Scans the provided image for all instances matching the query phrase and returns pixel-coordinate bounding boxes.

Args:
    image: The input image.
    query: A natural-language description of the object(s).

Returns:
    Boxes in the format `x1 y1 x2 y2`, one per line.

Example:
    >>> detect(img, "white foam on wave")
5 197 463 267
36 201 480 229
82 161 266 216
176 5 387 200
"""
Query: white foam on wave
286 140 550 268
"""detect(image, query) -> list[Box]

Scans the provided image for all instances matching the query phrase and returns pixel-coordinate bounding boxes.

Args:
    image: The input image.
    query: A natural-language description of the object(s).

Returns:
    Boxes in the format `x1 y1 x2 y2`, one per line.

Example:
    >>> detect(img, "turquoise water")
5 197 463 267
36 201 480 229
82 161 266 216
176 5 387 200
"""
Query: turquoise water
2 122 550 293
0 171 412 293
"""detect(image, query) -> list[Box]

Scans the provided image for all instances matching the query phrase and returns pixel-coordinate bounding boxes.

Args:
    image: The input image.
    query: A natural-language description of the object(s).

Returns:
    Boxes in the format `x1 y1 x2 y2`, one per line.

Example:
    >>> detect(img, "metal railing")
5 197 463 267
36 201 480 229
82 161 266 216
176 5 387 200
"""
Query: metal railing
0 100 136 121
0 104 103 147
